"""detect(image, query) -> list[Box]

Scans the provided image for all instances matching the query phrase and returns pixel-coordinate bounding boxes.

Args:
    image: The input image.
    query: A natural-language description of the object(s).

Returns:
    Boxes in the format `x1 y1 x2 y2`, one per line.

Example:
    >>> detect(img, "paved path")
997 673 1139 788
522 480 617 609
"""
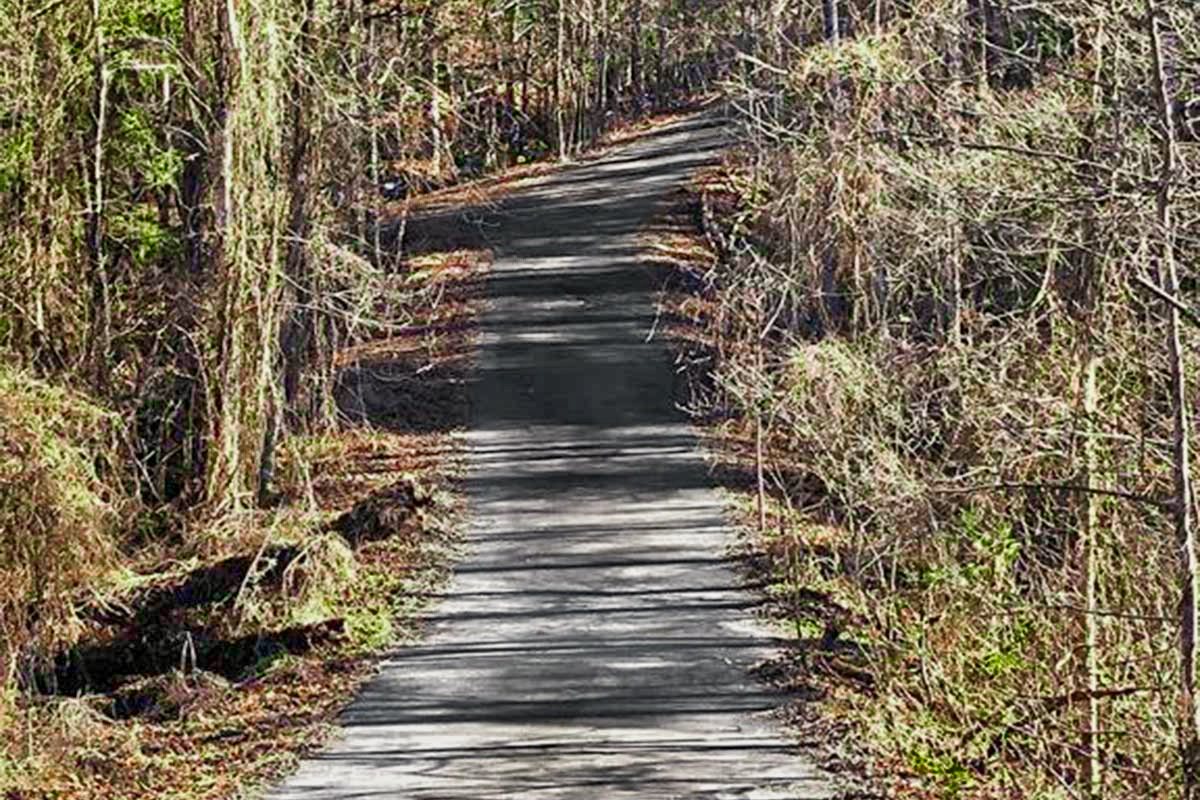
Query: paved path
268 114 835 799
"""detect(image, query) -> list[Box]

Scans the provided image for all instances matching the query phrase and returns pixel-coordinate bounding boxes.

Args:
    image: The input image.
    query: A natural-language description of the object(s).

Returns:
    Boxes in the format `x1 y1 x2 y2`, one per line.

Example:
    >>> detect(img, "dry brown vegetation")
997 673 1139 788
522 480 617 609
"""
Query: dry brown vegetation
646 1 1200 796
0 371 131 687
0 241 485 799
1 0 732 792
9 0 1200 796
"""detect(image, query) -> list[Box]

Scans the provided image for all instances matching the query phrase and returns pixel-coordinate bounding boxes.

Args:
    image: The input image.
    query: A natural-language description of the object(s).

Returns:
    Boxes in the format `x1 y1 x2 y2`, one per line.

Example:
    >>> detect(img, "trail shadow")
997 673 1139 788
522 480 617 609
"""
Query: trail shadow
48 618 346 702
41 477 427 706
335 347 472 434
265 111 843 800
86 545 303 629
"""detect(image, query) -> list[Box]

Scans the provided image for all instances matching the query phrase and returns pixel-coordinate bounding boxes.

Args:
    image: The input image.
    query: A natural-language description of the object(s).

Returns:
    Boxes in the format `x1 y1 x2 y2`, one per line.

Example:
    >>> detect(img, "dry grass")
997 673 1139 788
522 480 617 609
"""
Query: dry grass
645 156 1182 798
696 9 1198 794
0 237 486 800
1 436 463 800
0 368 132 690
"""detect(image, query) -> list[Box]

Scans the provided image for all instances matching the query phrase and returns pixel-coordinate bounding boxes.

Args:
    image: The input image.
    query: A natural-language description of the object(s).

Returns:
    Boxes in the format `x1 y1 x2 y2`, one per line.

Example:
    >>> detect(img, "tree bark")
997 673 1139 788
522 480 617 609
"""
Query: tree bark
555 0 566 159
86 0 111 391
1147 3 1200 796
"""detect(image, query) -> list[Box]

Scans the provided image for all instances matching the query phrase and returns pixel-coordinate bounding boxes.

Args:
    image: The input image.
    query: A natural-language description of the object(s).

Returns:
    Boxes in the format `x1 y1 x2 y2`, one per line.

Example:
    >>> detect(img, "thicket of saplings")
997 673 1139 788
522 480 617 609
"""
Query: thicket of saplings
701 1 1198 797
0 0 727 777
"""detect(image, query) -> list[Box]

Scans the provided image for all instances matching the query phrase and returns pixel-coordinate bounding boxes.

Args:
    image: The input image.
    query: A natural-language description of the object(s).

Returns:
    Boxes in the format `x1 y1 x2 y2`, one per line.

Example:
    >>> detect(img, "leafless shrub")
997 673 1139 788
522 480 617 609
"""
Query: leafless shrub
710 0 1197 795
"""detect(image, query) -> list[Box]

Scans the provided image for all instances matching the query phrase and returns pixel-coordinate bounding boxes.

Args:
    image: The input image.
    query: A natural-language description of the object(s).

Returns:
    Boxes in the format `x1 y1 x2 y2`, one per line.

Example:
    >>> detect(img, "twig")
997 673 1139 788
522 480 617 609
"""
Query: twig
1134 273 1200 329
932 481 1167 507
29 0 69 19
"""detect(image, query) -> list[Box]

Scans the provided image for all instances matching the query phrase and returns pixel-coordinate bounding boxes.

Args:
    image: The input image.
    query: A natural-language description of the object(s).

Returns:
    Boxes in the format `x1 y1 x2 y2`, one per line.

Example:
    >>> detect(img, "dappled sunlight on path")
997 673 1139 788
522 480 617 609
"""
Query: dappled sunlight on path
267 113 836 800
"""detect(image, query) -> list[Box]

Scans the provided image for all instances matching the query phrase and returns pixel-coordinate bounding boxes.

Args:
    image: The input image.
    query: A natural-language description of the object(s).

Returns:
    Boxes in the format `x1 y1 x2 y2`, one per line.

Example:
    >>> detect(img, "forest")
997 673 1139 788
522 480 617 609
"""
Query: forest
1 0 1199 798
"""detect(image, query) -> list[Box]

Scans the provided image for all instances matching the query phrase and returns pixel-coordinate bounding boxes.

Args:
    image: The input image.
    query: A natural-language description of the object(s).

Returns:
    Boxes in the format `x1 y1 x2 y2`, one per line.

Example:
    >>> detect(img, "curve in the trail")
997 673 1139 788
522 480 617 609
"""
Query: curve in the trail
268 113 836 800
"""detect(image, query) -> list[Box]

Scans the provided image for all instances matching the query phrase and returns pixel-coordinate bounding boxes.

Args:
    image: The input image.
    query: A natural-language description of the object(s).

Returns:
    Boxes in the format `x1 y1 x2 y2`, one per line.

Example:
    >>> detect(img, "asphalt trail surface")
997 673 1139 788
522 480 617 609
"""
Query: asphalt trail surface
268 114 836 799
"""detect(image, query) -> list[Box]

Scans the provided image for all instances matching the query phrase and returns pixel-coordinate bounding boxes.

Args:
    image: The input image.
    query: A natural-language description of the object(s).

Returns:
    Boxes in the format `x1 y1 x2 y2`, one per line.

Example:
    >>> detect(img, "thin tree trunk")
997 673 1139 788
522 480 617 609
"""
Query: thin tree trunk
580 0 593 144
86 0 111 391
368 16 383 263
654 16 665 107
502 0 517 166
1076 16 1107 796
1148 3 1200 796
1081 341 1101 798
555 0 566 160
942 0 969 347
281 0 316 420
630 0 643 113
425 5 441 177
520 26 530 119
755 293 767 534
597 0 608 119
818 0 842 333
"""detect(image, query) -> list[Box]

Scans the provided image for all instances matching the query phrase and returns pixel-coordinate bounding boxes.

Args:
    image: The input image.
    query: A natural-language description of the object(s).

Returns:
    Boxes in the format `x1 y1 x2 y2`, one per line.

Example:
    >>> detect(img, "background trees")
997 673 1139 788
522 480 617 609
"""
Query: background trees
700 0 1200 796
0 0 733 522
0 0 734 736
5 0 1200 795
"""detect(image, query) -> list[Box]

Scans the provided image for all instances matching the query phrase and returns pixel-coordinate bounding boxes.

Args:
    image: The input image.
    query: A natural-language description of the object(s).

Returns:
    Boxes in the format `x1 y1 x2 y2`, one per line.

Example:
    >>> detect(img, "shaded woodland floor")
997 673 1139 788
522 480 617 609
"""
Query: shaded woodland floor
3 236 486 800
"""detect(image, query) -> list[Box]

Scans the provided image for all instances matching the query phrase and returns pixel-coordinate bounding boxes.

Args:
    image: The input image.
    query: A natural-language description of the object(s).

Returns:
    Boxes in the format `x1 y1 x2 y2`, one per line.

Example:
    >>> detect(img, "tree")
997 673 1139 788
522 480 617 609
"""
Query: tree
1147 1 1200 793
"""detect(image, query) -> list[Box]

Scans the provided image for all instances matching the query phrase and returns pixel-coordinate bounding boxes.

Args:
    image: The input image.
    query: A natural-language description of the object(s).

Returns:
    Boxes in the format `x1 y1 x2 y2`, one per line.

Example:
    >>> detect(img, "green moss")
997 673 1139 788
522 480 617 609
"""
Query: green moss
907 747 975 798
344 608 395 653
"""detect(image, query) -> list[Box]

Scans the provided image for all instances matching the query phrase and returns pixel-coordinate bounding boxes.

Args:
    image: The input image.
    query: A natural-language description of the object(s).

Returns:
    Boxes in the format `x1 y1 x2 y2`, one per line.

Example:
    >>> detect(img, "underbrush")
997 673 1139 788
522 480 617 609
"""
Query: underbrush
1 426 464 800
0 368 131 693
0 241 484 799
648 155 1183 797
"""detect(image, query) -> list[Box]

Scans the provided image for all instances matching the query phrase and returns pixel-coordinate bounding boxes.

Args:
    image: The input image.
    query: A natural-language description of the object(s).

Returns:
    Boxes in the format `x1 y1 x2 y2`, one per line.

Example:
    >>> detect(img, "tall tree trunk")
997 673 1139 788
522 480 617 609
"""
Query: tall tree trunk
555 0 566 159
597 0 608 119
86 0 111 391
579 0 592 145
818 0 842 333
1074 16 1108 796
1080 331 1101 798
507 0 518 109
425 5 442 177
629 0 643 113
1147 3 1200 796
654 15 665 107
368 15 383 263
202 0 245 510
520 25 530 119
942 0 969 347
280 0 316 422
